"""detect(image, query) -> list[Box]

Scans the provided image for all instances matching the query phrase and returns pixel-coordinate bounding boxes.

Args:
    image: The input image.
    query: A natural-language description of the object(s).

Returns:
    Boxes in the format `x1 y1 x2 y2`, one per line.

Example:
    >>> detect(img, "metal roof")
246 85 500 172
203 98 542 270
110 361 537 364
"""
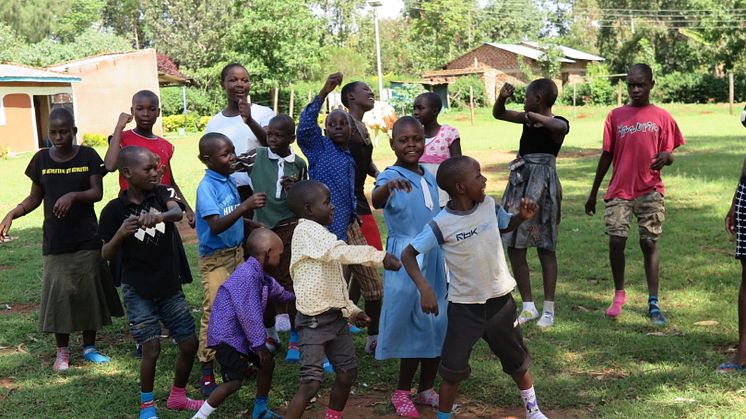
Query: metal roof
521 41 605 61
0 64 81 83
485 43 576 63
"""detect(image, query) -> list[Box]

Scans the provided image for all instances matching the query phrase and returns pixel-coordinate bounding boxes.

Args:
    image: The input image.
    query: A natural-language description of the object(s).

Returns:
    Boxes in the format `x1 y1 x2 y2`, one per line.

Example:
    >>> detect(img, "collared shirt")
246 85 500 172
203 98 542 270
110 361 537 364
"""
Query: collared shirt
410 196 516 304
99 185 184 298
290 218 385 318
207 257 294 355
196 169 244 256
250 147 308 229
297 96 356 241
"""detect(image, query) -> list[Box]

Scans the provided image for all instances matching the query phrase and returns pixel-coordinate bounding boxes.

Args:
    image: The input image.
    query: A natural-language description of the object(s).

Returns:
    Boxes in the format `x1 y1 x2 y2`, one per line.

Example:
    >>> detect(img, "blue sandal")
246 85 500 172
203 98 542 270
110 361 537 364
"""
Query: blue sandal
717 362 746 373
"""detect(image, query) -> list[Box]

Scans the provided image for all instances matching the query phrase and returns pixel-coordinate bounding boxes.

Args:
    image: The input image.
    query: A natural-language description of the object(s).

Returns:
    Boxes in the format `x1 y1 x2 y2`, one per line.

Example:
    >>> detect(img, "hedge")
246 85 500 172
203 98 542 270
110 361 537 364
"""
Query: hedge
82 133 108 147
162 115 212 133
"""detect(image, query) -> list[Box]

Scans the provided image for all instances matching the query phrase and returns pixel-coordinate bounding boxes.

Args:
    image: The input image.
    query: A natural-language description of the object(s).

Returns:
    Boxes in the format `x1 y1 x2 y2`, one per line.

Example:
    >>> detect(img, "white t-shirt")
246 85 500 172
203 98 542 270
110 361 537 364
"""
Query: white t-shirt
205 104 276 186
410 196 516 304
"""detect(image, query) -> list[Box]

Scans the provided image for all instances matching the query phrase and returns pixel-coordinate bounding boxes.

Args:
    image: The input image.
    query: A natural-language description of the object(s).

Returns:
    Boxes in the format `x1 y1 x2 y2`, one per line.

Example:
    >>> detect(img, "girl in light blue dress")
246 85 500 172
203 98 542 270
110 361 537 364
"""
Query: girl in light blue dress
372 116 447 417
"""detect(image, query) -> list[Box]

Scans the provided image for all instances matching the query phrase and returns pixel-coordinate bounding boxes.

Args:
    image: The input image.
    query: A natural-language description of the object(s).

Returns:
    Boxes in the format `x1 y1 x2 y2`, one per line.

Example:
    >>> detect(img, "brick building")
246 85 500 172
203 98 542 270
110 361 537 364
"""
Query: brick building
422 42 604 104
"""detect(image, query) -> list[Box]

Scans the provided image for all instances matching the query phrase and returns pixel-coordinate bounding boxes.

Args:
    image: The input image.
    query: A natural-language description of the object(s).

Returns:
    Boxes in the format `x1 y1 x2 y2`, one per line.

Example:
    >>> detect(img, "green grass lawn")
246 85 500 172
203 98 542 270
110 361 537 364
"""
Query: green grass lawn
2 103 746 417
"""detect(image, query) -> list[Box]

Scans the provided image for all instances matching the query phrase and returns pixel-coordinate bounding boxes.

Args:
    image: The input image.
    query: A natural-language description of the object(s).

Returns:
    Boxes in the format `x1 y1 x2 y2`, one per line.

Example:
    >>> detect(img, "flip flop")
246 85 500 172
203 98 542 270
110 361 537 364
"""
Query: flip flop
716 362 746 373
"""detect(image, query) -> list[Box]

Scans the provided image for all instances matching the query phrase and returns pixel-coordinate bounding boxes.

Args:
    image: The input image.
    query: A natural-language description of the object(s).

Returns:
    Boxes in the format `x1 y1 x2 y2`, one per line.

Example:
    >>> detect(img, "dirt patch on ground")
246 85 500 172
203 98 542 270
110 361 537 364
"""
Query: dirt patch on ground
294 391 589 418
0 303 38 315
561 149 599 159
0 265 13 271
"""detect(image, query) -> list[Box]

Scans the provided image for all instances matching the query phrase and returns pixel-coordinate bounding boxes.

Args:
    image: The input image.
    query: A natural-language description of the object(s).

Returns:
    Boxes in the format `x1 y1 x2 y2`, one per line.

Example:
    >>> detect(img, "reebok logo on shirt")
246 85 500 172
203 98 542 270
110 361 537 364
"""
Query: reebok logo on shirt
618 121 659 139
456 227 478 241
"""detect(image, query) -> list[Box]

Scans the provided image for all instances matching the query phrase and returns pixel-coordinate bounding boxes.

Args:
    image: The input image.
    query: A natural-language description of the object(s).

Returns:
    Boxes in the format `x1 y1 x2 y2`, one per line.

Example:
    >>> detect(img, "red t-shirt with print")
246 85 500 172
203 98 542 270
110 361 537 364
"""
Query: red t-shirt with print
117 129 175 191
603 104 685 201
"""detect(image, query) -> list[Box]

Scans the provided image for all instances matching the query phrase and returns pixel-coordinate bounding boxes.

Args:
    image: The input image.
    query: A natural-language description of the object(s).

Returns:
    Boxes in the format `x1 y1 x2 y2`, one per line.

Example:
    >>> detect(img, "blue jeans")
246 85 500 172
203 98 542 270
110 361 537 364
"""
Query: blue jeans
122 285 196 345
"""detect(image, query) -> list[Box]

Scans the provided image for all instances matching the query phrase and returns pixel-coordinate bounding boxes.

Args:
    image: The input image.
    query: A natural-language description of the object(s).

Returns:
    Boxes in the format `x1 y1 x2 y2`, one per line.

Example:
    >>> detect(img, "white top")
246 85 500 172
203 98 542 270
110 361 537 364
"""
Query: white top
410 196 516 304
205 104 276 186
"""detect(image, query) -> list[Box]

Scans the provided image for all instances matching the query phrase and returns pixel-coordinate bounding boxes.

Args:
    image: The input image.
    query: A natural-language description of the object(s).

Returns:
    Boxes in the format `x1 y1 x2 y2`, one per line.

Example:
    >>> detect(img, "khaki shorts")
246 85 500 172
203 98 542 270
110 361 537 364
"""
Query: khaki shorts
604 191 665 241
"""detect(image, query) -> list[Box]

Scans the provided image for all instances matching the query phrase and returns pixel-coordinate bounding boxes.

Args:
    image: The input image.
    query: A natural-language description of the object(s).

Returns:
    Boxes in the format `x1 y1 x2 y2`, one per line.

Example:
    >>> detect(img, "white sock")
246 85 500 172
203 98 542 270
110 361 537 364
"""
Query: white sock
542 301 554 315
522 301 537 314
265 326 279 342
192 401 215 419
520 386 542 415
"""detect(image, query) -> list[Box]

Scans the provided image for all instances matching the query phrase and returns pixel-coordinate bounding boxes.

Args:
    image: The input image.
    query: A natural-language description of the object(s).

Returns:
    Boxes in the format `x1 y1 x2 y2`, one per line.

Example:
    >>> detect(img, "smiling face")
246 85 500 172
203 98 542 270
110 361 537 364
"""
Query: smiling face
266 119 295 156
125 150 160 192
131 95 160 130
222 65 250 106
325 110 352 147
204 139 237 176
48 117 77 149
348 82 375 111
627 69 653 107
391 121 425 167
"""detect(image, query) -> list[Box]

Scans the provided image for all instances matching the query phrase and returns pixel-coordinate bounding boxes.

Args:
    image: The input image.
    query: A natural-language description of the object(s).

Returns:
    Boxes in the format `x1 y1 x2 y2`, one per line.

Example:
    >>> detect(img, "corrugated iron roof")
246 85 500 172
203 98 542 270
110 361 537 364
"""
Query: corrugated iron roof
0 64 80 83
521 41 605 61
485 43 576 63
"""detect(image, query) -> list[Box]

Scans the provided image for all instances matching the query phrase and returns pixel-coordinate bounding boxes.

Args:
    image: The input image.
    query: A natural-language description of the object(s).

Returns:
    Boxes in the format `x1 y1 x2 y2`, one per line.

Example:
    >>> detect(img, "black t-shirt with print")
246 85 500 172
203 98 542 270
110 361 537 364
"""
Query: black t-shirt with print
25 146 106 255
518 115 570 157
99 185 185 299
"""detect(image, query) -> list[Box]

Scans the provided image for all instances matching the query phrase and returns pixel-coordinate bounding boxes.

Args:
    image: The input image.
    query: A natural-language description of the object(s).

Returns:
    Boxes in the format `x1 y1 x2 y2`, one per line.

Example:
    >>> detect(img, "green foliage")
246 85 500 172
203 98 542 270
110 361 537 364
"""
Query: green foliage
102 0 148 48
56 0 105 42
10 29 131 67
314 46 369 81
449 75 486 108
160 87 221 117
81 133 108 147
535 41 564 79
0 0 71 43
560 63 617 106
161 115 211 133
654 72 746 103
0 145 9 159
389 83 423 115
313 0 367 47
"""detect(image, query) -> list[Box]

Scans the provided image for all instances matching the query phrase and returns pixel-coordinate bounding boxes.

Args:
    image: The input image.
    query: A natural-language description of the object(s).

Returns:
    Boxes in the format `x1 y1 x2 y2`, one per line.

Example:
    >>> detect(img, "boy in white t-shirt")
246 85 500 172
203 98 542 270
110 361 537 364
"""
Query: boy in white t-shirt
401 156 547 419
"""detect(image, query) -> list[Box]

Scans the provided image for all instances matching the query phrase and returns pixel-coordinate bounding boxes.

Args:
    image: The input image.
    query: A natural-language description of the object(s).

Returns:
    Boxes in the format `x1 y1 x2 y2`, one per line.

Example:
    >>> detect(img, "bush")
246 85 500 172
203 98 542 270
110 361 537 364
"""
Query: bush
653 72 746 103
389 83 423 115
449 76 486 108
162 115 211 133
160 86 222 116
82 133 108 147
0 145 9 159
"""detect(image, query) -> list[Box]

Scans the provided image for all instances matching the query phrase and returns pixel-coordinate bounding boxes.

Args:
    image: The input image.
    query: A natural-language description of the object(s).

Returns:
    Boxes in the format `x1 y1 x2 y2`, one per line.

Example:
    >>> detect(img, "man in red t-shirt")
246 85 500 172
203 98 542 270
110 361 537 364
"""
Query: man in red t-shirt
585 64 685 326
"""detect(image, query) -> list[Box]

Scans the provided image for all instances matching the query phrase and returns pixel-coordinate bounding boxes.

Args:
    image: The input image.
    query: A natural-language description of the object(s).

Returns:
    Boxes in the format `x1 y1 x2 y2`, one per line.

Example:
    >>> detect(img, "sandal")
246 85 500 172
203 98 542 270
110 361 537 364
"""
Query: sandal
717 362 746 373
391 389 419 417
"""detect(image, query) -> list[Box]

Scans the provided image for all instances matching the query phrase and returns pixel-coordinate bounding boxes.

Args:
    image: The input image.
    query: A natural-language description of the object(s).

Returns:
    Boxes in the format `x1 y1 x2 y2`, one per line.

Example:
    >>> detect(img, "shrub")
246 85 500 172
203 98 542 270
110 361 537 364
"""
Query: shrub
449 76 486 108
389 83 423 115
160 86 222 116
0 145 9 159
162 115 210 133
82 133 108 147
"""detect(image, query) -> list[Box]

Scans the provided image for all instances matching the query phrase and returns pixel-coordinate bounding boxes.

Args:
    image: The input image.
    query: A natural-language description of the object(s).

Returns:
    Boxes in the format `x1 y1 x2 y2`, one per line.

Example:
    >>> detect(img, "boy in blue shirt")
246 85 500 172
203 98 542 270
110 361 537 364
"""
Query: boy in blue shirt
195 132 266 395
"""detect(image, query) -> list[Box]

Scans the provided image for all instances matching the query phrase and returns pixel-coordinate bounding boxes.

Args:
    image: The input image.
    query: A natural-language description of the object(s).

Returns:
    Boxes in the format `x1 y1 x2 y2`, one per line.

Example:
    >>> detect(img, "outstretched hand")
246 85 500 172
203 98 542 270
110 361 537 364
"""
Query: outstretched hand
386 178 412 194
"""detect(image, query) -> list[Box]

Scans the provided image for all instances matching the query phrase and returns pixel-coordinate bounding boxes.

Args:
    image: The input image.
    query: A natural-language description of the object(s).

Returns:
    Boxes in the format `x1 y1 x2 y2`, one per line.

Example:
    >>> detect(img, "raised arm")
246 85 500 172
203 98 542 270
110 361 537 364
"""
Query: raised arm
371 178 412 209
104 113 133 172
525 112 568 144
492 83 525 123
297 73 343 152
238 99 268 147
205 193 266 235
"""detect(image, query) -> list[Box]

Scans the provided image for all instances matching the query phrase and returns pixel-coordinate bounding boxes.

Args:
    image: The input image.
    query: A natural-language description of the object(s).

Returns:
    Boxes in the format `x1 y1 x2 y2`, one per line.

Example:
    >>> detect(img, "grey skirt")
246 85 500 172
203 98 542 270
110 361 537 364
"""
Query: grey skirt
501 153 562 251
39 249 122 334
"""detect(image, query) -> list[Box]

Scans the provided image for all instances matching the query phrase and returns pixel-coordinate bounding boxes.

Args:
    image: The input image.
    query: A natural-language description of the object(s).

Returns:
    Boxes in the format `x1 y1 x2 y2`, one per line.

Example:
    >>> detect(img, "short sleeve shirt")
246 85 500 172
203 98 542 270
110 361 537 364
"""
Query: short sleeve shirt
518 116 569 157
99 185 185 298
602 104 685 200
410 196 516 304
195 169 244 256
205 105 276 187
420 125 461 164
116 130 175 191
25 146 106 255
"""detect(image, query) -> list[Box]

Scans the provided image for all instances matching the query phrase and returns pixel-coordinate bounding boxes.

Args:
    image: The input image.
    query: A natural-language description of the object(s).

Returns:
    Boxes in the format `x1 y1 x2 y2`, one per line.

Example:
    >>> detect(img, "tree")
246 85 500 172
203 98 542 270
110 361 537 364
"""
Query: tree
312 0 367 46
13 29 132 67
102 0 150 48
0 0 72 43
56 0 106 42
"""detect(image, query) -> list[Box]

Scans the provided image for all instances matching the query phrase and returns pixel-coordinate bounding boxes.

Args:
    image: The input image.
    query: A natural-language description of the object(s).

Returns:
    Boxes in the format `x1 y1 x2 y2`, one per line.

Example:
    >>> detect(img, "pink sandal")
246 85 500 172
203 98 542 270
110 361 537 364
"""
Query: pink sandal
391 389 420 417
414 388 439 408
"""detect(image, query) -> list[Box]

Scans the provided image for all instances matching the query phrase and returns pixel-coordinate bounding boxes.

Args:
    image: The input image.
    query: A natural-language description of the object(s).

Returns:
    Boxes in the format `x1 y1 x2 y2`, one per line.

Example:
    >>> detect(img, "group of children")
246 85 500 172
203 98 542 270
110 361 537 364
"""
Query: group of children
15 60 746 418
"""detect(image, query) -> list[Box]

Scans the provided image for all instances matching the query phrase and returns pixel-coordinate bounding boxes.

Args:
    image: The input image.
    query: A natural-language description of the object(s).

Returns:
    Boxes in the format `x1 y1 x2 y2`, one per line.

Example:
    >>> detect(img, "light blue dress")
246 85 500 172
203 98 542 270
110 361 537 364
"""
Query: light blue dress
374 165 448 360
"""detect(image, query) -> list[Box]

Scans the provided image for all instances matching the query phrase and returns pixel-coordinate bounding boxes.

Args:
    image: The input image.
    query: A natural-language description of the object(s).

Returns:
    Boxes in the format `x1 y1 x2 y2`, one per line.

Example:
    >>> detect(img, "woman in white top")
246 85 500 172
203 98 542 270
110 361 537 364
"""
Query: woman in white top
204 63 276 199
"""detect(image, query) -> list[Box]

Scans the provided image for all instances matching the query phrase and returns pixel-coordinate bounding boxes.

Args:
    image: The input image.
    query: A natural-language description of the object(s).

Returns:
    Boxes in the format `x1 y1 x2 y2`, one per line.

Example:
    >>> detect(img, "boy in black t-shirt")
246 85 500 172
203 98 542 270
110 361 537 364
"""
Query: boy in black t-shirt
492 79 569 329
99 146 204 418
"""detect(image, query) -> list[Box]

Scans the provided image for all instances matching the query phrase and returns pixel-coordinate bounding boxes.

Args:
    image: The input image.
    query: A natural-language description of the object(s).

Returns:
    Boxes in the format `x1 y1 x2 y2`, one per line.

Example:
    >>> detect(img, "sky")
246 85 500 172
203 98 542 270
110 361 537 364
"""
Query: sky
368 0 405 19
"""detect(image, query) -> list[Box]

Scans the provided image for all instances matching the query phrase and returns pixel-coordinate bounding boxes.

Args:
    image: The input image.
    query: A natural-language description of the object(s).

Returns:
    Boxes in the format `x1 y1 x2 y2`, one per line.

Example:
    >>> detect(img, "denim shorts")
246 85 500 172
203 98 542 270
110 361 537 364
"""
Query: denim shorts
122 284 196 345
